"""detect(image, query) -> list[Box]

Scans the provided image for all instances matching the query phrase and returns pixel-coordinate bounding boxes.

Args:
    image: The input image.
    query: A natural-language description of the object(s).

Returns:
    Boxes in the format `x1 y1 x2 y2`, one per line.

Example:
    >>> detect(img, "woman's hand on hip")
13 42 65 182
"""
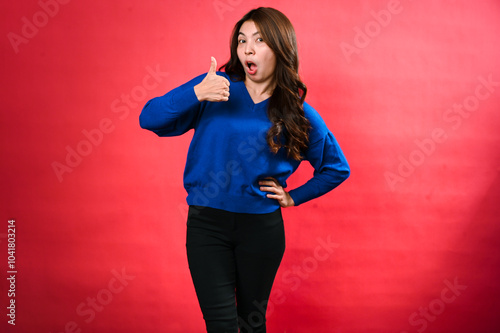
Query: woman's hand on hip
194 57 230 102
259 177 295 208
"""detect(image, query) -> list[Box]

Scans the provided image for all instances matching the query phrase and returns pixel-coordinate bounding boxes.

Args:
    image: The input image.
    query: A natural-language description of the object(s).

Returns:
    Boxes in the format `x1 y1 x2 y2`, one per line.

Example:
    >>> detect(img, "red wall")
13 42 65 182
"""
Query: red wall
2 1 500 332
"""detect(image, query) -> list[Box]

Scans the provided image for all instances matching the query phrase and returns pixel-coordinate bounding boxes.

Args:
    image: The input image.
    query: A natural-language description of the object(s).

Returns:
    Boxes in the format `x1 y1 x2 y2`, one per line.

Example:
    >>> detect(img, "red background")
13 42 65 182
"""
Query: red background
2 1 500 332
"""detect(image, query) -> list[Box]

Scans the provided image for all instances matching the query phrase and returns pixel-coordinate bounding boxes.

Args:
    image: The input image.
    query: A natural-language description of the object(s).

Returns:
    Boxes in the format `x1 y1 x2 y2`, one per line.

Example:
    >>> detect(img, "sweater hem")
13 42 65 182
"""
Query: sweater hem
186 190 281 214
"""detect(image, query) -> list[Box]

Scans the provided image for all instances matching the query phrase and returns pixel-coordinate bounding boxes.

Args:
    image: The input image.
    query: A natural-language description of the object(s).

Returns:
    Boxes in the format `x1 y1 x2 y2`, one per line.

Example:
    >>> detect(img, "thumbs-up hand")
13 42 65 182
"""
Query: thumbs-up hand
194 57 231 102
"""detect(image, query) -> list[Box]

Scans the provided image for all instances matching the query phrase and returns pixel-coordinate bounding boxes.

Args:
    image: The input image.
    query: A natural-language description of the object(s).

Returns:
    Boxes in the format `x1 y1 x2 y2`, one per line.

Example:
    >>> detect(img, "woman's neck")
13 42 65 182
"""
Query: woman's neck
244 78 275 104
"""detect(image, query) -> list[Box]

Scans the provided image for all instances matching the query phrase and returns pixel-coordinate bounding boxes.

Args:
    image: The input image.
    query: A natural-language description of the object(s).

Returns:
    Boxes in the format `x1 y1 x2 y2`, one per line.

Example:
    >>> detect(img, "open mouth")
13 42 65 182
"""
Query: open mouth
246 61 257 75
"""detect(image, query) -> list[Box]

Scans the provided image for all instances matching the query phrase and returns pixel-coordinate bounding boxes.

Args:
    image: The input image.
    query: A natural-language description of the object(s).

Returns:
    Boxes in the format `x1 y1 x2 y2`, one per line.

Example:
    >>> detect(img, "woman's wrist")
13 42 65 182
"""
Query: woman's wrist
194 84 205 102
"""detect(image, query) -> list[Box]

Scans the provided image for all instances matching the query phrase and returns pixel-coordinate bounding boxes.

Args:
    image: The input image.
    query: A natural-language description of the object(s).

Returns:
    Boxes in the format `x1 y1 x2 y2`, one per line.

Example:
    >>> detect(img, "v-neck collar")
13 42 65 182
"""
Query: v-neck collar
237 80 270 110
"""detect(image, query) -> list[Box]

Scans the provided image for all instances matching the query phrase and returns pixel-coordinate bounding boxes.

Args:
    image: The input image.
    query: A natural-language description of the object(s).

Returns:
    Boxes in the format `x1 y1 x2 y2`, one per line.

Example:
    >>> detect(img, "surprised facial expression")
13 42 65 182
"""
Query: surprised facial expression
237 20 277 87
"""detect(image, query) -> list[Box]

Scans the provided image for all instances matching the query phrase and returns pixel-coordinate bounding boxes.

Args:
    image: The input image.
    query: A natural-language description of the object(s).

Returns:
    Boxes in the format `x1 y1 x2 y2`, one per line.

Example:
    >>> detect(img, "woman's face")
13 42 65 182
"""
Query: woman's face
237 20 277 87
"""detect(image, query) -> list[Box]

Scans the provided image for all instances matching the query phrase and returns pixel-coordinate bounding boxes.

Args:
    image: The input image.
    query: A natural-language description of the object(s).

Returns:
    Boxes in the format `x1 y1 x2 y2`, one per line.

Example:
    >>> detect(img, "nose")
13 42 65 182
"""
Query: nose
244 42 254 55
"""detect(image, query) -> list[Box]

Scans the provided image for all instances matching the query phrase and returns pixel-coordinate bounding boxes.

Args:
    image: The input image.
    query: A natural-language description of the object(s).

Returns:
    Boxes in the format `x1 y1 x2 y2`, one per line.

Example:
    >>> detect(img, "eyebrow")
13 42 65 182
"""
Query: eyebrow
238 31 261 36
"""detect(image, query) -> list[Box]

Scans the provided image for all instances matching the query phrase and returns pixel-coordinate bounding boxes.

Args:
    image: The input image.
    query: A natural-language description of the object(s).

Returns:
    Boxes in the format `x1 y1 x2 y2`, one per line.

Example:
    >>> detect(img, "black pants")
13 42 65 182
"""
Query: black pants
186 205 286 333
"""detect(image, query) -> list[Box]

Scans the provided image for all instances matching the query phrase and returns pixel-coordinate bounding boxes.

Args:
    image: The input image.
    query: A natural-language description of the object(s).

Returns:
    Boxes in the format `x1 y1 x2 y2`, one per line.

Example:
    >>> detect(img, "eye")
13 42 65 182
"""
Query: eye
257 38 264 43
238 39 246 44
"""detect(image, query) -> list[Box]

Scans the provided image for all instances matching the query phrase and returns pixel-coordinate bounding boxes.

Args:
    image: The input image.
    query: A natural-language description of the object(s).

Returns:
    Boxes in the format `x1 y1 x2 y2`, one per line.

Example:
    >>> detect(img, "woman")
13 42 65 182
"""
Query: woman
140 7 349 333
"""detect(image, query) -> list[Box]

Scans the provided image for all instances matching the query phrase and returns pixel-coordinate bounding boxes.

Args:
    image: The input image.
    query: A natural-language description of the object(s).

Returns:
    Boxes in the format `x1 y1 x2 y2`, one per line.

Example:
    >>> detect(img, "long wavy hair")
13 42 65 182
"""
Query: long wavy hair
220 7 310 161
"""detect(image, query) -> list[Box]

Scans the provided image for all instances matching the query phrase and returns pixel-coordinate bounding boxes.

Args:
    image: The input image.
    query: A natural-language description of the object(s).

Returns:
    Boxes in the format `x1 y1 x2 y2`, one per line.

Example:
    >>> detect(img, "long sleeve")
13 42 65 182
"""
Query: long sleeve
288 103 350 206
139 74 205 137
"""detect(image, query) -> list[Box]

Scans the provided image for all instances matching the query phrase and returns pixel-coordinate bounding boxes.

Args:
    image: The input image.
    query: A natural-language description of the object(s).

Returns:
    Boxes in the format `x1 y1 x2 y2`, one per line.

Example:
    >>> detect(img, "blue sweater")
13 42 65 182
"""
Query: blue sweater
139 72 350 214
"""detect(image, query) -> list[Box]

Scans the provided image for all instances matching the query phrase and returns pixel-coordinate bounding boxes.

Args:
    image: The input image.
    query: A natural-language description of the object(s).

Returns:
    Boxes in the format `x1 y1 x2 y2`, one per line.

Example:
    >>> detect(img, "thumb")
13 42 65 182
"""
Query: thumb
209 56 217 75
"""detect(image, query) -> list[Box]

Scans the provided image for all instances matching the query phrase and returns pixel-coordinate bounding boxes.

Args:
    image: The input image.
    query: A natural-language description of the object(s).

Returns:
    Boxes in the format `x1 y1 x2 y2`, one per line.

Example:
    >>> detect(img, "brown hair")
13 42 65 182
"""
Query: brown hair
220 7 310 160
